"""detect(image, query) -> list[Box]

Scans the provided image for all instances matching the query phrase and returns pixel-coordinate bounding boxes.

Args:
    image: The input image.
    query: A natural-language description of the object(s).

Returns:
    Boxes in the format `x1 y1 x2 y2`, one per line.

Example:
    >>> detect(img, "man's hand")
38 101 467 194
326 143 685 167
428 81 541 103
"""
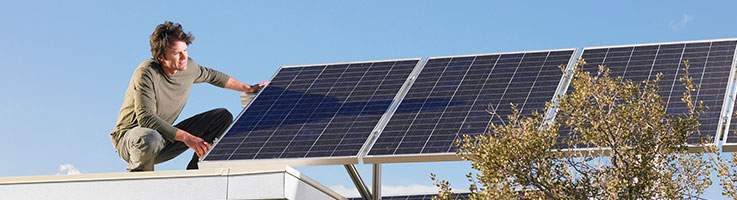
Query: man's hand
225 77 269 93
246 81 270 93
174 129 211 157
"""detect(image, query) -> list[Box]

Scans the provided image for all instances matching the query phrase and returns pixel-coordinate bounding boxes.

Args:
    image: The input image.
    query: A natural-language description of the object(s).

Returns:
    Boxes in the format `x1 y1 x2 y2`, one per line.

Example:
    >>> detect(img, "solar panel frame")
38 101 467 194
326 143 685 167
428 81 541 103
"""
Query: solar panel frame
347 192 471 200
199 58 425 169
567 38 737 153
356 58 429 161
362 49 578 164
717 38 737 151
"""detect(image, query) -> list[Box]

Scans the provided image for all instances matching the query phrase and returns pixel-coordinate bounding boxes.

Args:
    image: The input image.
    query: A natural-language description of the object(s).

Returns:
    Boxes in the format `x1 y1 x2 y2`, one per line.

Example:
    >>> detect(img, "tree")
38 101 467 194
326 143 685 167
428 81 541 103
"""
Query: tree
708 145 737 198
433 60 713 199
706 116 737 198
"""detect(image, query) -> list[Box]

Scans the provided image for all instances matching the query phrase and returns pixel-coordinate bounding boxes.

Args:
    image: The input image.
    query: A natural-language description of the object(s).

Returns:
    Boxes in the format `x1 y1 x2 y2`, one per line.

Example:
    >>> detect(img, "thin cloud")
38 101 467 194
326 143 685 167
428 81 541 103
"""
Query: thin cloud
382 184 444 196
329 184 469 198
57 164 81 175
669 14 694 30
330 185 361 197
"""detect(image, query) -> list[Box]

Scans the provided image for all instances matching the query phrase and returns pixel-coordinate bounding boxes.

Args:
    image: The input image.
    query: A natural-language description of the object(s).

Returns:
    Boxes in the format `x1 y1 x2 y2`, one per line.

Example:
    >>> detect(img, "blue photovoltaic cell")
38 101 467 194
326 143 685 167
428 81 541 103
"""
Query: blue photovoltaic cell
203 59 419 161
570 40 736 146
348 193 470 200
368 50 575 156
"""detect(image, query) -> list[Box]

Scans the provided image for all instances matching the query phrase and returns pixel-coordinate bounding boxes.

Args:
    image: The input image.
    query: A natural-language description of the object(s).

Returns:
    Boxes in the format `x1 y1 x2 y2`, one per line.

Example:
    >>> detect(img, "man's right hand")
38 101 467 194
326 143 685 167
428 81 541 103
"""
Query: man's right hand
174 129 211 157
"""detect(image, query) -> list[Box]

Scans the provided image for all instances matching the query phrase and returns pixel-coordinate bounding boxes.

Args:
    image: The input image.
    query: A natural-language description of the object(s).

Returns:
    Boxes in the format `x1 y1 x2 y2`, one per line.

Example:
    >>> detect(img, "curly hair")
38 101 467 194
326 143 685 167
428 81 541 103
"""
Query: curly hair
150 21 194 62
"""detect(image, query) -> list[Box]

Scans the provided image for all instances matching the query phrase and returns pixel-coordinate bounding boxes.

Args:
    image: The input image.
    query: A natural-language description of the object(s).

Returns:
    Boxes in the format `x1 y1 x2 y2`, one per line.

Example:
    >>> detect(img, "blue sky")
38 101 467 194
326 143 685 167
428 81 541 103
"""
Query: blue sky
1 0 736 198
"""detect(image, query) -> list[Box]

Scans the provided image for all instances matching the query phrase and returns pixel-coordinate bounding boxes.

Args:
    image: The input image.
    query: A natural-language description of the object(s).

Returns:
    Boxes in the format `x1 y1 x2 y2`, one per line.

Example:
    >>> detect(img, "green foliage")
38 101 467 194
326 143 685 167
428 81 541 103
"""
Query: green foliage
433 60 713 199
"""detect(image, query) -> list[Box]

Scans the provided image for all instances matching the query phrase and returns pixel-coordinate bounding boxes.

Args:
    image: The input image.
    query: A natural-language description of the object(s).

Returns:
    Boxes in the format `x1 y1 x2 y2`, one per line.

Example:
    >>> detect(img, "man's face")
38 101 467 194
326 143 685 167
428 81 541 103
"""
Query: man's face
159 40 188 73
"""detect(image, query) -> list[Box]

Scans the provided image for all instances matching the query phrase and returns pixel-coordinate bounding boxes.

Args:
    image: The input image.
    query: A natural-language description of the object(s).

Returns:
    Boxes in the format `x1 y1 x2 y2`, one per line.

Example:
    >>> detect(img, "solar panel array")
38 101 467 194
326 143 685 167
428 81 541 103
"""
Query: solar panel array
574 40 737 146
201 38 737 167
203 59 420 162
366 50 575 159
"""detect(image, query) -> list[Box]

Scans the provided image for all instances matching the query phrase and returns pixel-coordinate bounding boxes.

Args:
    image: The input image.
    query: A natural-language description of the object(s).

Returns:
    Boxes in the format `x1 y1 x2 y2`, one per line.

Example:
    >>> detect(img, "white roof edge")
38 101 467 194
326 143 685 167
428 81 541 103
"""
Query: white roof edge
1 164 290 185
0 165 347 200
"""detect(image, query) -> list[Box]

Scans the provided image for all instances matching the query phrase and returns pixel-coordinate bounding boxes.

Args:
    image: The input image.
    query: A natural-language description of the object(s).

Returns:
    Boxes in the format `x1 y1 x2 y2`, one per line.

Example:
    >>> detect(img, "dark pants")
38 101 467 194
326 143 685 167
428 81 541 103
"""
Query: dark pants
116 108 233 171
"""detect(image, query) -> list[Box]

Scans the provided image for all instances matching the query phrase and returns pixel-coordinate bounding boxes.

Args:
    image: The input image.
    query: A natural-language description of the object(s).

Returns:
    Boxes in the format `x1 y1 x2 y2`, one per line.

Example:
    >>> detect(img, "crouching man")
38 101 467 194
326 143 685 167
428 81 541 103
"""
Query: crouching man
110 21 267 171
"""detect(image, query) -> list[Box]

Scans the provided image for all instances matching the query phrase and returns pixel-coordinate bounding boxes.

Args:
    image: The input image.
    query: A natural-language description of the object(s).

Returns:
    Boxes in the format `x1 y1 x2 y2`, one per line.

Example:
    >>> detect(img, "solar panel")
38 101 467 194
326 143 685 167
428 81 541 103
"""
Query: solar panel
363 49 576 163
201 58 422 166
347 192 470 200
573 39 737 148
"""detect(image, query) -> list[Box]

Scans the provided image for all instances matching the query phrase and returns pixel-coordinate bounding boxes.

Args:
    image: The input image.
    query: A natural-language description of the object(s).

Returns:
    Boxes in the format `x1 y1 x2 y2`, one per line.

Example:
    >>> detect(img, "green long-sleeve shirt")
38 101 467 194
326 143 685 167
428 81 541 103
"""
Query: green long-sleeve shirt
110 58 229 147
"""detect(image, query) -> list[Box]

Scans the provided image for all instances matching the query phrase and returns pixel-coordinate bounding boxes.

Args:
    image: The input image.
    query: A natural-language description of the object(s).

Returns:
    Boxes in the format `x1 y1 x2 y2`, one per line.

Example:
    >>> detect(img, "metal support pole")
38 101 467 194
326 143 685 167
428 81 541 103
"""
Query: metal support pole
372 163 382 200
344 164 372 200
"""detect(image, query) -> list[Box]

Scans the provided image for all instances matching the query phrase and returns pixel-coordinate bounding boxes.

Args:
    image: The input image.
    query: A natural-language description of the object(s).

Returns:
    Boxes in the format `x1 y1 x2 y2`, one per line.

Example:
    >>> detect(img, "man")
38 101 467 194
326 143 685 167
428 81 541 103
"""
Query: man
111 21 268 171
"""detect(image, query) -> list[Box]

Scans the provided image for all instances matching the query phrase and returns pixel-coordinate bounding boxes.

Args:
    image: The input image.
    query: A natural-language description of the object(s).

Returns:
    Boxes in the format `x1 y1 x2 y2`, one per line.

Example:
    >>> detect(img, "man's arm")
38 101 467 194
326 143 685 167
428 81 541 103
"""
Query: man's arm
224 77 269 93
191 59 267 91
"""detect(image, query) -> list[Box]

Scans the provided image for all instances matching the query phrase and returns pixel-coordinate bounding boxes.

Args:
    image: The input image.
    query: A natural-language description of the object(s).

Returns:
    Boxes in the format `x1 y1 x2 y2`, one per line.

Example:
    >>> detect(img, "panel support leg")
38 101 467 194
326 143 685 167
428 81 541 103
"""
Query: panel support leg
372 163 382 200
345 164 372 200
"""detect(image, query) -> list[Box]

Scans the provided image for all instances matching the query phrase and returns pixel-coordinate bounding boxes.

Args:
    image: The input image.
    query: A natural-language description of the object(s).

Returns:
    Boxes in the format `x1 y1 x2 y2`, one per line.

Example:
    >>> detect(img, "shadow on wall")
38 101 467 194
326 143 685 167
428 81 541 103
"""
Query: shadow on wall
226 86 465 135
